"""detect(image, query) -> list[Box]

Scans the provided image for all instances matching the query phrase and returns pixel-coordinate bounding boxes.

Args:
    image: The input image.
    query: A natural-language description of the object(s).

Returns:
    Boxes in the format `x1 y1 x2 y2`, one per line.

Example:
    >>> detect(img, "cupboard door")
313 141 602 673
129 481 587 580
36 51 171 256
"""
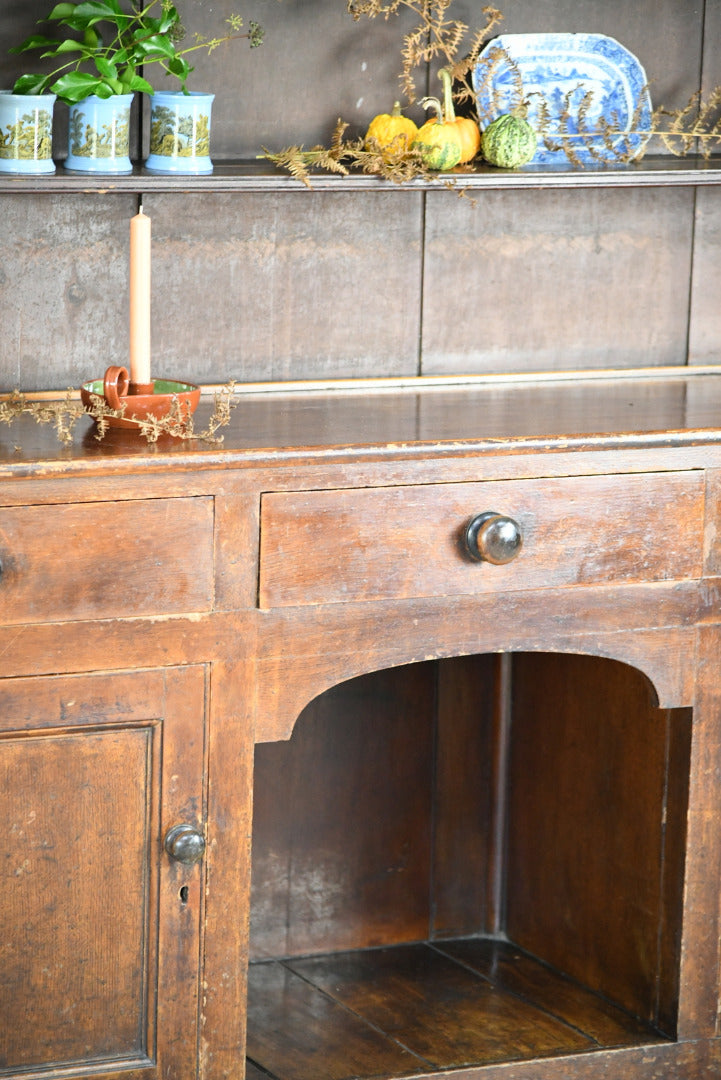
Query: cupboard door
0 666 207 1080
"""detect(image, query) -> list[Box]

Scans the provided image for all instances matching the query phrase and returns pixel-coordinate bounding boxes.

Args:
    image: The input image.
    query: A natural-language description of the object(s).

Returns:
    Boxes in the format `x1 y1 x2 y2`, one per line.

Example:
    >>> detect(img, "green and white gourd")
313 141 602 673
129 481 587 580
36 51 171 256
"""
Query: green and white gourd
481 113 537 168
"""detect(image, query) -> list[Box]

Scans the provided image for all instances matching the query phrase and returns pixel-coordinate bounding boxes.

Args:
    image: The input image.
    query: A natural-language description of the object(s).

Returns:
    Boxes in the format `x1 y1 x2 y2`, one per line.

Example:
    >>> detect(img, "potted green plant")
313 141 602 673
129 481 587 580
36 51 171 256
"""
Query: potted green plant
9 0 263 173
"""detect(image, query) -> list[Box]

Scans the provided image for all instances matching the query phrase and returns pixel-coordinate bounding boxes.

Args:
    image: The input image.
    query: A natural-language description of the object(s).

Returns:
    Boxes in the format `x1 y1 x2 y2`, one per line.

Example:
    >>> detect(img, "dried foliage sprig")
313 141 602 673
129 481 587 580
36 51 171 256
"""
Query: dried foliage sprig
530 86 721 165
348 0 502 105
651 89 721 158
0 385 237 446
261 119 352 186
262 118 439 187
0 390 83 445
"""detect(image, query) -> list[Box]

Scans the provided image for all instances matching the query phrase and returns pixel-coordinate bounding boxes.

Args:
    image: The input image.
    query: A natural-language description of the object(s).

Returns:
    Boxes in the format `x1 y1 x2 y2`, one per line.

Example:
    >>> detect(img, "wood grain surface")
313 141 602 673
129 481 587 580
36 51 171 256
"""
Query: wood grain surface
0 496 214 623
0 667 207 1077
258 472 704 607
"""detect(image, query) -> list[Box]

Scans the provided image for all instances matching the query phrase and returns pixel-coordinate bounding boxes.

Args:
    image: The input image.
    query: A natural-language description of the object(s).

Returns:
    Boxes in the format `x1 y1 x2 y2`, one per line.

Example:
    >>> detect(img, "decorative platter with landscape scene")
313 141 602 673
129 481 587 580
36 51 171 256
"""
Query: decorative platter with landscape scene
473 33 653 165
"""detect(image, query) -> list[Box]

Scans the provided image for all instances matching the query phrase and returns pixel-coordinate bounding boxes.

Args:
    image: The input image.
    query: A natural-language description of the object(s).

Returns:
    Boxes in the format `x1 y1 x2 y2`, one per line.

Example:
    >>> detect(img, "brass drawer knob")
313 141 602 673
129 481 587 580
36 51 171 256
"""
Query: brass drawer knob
164 824 206 865
464 512 523 565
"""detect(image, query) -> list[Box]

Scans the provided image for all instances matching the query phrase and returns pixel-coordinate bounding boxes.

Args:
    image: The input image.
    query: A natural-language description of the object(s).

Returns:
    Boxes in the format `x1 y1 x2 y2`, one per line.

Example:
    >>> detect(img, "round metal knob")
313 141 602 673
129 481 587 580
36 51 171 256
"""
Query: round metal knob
164 824 206 865
464 511 523 565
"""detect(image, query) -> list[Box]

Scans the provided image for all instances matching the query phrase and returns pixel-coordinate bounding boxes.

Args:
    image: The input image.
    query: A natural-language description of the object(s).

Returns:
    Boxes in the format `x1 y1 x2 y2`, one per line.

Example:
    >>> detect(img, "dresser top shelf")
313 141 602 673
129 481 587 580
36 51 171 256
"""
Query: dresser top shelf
2 367 721 478
1 155 720 194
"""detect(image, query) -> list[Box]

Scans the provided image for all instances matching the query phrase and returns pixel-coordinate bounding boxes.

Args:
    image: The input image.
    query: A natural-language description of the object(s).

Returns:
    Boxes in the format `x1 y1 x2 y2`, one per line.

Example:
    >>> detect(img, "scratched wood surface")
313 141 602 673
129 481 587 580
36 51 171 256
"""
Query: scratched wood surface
246 940 666 1080
257 472 705 607
0 496 214 623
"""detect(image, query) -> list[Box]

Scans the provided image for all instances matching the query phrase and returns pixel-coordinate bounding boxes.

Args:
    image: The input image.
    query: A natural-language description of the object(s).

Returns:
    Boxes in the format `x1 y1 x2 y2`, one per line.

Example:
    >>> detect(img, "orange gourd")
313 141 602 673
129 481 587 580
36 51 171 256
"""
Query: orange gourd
411 68 481 170
440 69 481 163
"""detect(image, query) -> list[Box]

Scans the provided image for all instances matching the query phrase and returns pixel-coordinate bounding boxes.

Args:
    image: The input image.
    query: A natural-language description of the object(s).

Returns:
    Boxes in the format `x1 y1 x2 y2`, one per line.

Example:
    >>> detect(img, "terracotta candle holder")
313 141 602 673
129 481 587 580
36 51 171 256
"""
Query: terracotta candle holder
81 365 201 431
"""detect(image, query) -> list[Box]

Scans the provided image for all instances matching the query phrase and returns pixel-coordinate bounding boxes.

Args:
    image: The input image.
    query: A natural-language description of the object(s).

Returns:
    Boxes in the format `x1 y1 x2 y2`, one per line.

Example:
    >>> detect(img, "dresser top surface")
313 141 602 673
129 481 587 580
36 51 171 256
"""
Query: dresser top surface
3 368 721 478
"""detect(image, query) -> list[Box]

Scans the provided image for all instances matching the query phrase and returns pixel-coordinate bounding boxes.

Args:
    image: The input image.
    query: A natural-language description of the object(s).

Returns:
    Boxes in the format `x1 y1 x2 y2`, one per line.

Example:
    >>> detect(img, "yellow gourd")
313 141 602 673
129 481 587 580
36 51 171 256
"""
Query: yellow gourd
364 102 418 159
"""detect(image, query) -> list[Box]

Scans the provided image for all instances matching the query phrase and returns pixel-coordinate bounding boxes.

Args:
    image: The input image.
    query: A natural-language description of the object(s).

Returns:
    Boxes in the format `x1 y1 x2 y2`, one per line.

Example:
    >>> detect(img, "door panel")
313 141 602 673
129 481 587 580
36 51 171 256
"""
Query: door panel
0 666 206 1079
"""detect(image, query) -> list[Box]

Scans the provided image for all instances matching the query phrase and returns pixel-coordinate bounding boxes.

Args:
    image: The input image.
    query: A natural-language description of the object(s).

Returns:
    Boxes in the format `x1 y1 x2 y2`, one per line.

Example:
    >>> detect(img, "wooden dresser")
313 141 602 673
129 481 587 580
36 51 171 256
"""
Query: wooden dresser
2 369 721 1079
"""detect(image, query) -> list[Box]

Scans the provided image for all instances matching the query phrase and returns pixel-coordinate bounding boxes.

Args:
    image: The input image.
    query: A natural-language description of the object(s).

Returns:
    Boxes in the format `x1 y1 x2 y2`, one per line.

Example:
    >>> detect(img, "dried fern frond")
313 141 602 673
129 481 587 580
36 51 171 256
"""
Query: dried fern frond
652 89 721 157
474 44 523 124
448 18 502 106
348 0 501 103
350 140 438 182
347 0 405 19
400 3 501 104
263 128 439 187
532 94 552 138
575 88 595 132
399 23 430 101
261 120 352 188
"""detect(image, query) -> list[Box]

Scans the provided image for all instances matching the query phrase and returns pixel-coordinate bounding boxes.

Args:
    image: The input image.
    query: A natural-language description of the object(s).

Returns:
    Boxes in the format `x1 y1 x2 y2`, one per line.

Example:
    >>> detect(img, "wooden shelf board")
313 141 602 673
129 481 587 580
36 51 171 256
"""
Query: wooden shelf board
1 155 720 194
246 939 667 1080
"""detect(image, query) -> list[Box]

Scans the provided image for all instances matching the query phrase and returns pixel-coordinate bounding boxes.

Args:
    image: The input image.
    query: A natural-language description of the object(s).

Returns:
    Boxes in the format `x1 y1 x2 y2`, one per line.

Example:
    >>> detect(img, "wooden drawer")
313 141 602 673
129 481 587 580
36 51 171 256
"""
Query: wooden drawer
0 497 214 625
258 472 704 608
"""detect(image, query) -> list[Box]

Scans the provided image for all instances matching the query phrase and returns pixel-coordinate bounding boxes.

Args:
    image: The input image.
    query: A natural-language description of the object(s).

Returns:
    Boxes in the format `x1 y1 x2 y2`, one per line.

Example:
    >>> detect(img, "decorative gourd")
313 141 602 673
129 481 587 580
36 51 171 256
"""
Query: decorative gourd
438 68 481 164
411 68 481 171
481 112 537 168
364 102 418 159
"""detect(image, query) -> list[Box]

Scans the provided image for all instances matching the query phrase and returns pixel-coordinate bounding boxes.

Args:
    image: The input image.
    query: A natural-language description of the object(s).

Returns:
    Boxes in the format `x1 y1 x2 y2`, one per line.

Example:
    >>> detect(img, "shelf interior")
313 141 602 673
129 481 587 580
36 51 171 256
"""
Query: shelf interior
246 937 667 1080
248 652 692 1079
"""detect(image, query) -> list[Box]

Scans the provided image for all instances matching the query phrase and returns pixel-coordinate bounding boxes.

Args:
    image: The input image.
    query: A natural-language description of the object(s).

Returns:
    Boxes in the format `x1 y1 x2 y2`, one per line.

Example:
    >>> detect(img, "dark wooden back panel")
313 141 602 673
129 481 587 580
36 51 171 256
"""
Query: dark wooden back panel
250 663 439 959
421 187 696 374
505 652 690 1031
250 654 506 959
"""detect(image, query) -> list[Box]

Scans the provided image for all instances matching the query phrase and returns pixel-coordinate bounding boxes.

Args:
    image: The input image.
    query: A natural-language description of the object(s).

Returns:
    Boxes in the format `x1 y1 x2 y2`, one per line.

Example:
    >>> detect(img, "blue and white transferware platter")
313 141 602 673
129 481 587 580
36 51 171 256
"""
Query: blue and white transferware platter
473 33 652 165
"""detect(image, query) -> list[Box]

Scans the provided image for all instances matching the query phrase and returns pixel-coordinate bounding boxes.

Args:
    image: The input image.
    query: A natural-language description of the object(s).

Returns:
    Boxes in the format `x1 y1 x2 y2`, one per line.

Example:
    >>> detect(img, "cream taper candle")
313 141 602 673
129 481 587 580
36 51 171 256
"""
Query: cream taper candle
129 208 151 386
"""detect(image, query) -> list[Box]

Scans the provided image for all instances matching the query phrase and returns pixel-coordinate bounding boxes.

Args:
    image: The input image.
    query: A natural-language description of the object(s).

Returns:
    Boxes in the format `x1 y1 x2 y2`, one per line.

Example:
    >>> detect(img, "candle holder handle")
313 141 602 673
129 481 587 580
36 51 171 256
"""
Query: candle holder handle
104 366 130 410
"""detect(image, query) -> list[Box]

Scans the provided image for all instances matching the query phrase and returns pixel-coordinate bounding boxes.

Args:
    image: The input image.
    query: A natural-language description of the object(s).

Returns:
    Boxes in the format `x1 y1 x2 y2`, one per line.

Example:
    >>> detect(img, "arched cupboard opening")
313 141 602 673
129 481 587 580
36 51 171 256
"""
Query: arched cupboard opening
247 651 691 1079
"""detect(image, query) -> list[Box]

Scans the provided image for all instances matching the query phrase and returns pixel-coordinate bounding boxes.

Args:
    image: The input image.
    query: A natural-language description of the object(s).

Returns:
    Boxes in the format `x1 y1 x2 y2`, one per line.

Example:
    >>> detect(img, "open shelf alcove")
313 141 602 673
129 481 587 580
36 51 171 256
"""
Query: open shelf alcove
247 650 691 1080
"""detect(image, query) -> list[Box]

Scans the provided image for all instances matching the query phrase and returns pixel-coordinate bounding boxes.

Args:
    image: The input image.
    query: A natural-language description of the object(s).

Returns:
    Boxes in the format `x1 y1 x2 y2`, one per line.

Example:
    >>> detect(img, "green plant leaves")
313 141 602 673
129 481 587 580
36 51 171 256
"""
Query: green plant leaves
9 34 61 55
12 73 52 95
158 5 179 34
167 56 191 79
47 3 82 19
124 73 154 94
45 37 89 55
93 55 117 77
131 33 177 60
51 71 112 101
10 0 263 104
57 1 126 23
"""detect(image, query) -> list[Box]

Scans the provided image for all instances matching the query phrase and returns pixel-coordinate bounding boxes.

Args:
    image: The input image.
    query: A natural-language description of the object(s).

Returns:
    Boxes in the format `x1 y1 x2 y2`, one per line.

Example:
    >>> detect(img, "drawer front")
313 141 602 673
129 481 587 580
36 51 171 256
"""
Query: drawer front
259 472 704 608
0 497 214 624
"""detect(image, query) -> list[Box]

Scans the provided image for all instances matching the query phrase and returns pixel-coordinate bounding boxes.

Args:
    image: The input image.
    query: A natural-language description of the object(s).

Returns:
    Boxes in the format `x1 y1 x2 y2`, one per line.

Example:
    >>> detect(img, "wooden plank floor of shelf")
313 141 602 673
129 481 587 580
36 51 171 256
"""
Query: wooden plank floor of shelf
245 939 666 1080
